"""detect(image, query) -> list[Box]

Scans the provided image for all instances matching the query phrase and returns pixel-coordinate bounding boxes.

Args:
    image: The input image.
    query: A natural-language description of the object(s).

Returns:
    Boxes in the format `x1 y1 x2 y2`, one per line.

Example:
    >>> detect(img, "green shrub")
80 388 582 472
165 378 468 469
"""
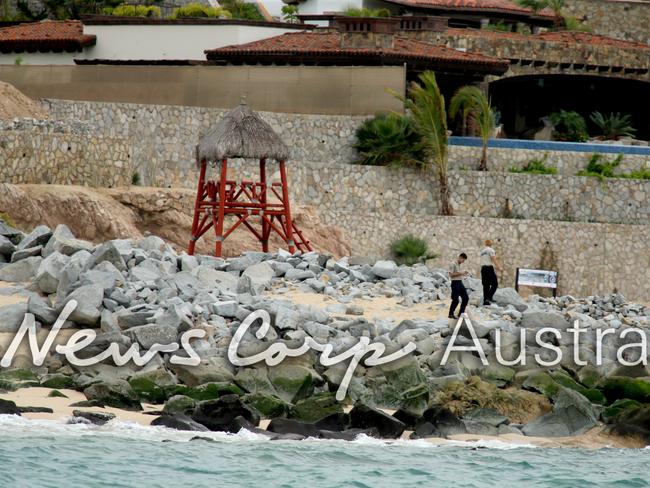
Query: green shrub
589 111 636 140
220 0 263 20
483 21 512 32
341 7 391 17
619 168 650 180
549 110 588 142
576 153 623 180
131 171 142 186
170 3 231 19
509 155 557 175
281 4 299 22
390 235 437 266
352 112 425 167
111 4 161 17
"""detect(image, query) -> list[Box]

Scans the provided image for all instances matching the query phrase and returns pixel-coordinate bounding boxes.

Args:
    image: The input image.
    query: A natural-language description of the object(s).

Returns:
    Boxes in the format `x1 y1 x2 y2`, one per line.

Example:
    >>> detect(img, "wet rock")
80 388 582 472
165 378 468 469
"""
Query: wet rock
191 394 260 432
152 413 209 432
83 380 143 411
0 398 21 415
71 410 116 426
349 404 405 439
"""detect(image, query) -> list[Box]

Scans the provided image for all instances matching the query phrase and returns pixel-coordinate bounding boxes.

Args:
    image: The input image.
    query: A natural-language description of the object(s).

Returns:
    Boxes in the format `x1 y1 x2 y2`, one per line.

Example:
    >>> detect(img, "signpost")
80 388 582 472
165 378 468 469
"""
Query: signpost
515 268 559 297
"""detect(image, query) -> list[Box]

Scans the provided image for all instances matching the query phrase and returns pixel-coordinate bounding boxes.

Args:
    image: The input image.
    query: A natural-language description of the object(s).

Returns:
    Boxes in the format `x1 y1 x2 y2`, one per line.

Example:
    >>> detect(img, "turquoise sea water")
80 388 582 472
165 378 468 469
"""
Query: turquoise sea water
0 416 648 488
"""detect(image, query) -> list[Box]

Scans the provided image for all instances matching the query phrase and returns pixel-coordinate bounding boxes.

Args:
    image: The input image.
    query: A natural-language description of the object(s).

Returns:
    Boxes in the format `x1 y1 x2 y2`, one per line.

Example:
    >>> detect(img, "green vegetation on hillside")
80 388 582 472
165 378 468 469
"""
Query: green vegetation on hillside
509 155 558 175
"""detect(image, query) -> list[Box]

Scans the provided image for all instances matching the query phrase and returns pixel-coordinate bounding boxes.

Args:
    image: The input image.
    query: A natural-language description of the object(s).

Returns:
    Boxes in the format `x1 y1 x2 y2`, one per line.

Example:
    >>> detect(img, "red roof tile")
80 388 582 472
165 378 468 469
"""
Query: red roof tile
384 0 557 18
445 27 650 50
0 20 96 52
205 31 509 70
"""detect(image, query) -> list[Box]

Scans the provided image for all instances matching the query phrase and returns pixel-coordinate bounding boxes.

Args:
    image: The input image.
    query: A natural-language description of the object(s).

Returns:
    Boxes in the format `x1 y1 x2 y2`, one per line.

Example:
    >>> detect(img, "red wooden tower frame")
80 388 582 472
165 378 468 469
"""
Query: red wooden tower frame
187 104 312 257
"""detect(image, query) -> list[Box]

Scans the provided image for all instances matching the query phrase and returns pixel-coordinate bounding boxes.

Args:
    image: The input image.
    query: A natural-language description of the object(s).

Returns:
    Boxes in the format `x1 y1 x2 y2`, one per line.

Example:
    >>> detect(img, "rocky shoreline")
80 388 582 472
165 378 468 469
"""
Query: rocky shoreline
1 220 649 446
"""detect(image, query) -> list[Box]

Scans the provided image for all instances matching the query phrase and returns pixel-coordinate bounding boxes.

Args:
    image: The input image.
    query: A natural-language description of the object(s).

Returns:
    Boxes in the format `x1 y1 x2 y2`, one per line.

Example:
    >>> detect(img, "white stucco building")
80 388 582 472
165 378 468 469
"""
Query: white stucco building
0 18 309 65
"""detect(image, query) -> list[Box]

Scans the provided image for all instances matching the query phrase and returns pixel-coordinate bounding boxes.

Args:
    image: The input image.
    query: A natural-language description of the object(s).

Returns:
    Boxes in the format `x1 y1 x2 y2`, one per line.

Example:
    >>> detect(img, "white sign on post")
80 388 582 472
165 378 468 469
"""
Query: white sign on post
516 268 558 292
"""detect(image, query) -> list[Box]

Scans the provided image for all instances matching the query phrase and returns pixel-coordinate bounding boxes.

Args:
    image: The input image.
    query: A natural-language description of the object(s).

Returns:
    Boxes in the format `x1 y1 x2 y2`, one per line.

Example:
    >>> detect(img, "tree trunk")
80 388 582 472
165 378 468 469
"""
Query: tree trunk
438 169 453 216
479 143 488 171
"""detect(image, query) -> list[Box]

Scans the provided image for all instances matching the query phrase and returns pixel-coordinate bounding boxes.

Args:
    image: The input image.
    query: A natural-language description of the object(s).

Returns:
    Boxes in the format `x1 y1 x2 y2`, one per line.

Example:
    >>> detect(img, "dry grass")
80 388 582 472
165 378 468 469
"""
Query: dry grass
433 376 552 424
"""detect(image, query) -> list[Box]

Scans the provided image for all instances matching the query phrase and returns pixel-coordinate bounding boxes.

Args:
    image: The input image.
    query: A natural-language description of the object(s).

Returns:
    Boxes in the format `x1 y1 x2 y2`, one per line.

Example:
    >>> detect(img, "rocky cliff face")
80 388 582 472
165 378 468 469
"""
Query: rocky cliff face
0 183 351 258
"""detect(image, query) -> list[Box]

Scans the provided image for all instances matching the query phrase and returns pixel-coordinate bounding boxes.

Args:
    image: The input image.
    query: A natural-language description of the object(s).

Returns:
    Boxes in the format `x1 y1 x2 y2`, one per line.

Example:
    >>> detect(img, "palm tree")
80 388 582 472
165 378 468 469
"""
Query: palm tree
393 71 453 216
450 86 495 171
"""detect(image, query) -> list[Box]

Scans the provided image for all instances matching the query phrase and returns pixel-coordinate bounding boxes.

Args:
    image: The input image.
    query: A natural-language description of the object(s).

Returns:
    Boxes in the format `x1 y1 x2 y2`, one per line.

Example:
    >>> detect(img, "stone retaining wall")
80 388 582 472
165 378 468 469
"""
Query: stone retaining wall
44 99 650 186
448 143 650 175
0 121 133 187
328 212 650 302
564 0 650 45
261 162 649 225
43 99 365 187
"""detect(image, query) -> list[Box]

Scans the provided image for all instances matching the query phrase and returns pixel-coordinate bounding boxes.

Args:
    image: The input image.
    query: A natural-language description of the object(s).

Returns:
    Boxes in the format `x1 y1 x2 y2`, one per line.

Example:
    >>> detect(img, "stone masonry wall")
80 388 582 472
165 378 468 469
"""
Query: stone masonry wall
448 144 650 175
327 212 650 302
43 99 365 188
0 120 133 188
260 162 650 225
44 99 650 186
564 0 650 45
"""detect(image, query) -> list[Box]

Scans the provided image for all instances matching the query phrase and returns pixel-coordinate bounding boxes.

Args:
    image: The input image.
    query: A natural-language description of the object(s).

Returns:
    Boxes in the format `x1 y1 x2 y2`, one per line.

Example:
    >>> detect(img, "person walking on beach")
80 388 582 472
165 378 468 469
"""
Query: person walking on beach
448 253 469 319
480 239 500 305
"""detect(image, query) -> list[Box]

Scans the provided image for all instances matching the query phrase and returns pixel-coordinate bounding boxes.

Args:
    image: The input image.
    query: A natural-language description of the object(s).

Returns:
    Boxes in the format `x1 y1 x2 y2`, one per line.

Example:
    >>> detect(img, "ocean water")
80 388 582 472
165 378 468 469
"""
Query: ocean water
0 416 648 488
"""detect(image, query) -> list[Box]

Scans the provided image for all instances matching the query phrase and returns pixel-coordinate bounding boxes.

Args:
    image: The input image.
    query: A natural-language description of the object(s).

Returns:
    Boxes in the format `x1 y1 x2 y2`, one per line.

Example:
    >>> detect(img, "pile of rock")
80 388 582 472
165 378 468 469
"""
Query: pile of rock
1 220 649 443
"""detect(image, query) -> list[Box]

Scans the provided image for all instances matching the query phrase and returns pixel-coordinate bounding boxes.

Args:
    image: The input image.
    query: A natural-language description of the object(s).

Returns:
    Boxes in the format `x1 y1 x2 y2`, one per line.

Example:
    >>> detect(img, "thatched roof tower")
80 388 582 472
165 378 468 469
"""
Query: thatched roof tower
197 103 289 162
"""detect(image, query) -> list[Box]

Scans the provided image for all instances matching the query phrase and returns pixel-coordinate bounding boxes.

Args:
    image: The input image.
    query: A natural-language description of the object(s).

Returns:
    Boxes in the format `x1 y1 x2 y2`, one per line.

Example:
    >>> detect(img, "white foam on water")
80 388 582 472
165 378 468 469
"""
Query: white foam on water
0 415 537 450
447 438 539 450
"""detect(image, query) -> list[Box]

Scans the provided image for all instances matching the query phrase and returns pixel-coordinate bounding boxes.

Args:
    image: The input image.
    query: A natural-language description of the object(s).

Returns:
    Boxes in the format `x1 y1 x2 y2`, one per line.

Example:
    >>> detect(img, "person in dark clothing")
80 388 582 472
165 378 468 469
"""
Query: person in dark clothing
479 239 500 305
448 252 469 319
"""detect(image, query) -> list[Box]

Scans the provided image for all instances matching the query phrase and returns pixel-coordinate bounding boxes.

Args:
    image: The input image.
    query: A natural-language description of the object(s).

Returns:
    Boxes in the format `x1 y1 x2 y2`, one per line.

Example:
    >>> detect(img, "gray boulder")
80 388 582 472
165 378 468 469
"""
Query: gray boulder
10 246 42 263
522 388 598 437
242 262 274 294
27 294 58 325
55 250 92 300
371 260 398 279
36 252 70 294
0 235 16 257
521 309 571 330
193 266 238 293
169 356 235 387
61 284 104 325
17 225 52 250
43 225 93 257
125 324 178 349
492 288 528 312
0 256 42 282
90 242 127 272
0 302 29 332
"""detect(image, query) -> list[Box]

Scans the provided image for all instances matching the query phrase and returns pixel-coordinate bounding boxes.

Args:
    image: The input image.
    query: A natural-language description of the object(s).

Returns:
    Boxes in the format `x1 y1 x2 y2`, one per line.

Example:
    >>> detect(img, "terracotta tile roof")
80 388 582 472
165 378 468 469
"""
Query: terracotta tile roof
0 20 96 52
445 27 650 50
205 31 509 70
384 0 557 18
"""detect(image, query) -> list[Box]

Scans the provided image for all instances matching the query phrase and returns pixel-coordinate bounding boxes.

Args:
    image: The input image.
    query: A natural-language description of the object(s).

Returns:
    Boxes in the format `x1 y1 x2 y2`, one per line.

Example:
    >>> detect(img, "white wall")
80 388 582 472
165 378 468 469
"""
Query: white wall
0 52 78 65
80 24 301 61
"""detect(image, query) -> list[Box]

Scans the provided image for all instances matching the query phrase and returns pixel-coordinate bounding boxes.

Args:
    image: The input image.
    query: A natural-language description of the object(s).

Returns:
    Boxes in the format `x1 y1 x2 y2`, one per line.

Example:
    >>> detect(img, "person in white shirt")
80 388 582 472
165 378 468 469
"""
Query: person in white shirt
448 252 469 319
479 239 500 305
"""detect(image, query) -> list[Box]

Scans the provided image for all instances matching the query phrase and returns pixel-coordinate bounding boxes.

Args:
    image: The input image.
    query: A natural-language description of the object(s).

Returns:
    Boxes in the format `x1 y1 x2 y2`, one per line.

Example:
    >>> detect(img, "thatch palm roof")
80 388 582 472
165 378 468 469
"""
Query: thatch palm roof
197 103 289 162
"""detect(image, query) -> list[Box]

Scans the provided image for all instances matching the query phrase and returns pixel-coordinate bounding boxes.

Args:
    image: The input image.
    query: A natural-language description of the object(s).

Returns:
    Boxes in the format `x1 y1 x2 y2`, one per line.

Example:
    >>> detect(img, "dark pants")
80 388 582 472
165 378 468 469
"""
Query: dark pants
481 265 498 304
449 280 469 317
